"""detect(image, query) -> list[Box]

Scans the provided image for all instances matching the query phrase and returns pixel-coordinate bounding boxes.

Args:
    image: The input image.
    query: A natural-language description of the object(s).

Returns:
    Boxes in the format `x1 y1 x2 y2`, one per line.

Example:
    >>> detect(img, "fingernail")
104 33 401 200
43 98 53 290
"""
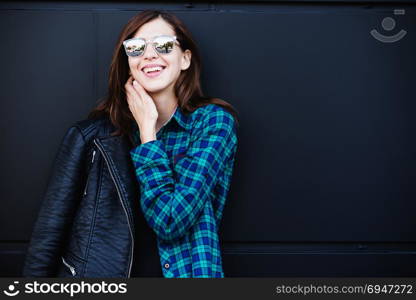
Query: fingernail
133 80 138 86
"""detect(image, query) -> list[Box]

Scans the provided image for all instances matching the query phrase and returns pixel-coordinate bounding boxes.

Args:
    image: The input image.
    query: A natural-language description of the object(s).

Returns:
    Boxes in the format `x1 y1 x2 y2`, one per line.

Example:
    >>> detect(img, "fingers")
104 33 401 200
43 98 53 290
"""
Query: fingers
124 75 134 93
125 75 141 104
132 79 149 100
125 75 142 96
124 75 152 107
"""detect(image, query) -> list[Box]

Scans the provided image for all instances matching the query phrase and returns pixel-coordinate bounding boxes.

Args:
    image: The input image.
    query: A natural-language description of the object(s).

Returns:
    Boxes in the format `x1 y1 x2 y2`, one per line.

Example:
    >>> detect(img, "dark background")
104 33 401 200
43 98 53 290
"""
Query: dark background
1 0 415 277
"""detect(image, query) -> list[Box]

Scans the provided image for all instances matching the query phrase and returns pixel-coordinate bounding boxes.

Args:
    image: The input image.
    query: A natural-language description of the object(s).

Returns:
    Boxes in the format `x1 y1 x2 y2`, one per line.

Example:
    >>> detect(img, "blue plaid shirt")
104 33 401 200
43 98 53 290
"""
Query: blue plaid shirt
129 103 238 278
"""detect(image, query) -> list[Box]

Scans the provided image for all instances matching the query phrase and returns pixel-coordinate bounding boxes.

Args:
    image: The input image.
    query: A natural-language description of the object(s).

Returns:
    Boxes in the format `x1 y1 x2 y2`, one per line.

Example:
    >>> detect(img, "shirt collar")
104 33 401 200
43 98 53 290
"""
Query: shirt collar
171 105 192 130
130 105 192 132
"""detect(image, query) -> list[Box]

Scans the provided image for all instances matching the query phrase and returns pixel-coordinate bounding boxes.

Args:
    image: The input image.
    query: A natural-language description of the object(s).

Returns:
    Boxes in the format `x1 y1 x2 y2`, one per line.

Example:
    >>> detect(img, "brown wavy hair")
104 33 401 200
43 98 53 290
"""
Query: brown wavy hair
87 9 239 143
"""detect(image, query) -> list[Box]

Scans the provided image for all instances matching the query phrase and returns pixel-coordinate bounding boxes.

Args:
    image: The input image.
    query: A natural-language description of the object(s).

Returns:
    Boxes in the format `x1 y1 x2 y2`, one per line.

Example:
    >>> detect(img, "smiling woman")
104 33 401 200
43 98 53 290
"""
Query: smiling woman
89 10 239 143
22 9 240 279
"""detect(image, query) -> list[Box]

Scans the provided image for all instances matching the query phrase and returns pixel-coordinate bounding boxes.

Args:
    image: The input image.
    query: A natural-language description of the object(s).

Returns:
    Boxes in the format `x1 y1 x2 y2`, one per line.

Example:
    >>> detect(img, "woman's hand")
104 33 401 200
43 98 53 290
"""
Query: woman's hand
125 75 158 142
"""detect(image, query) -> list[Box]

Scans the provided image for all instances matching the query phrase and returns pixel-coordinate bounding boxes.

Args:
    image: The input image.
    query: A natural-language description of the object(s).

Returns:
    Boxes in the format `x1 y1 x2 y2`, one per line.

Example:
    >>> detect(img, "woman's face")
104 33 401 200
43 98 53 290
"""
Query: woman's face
128 17 191 94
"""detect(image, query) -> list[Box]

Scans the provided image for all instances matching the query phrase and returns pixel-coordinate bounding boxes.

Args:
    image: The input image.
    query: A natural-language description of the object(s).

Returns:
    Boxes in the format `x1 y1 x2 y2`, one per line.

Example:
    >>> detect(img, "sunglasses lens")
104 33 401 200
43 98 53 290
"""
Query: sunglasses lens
154 36 175 54
124 39 145 56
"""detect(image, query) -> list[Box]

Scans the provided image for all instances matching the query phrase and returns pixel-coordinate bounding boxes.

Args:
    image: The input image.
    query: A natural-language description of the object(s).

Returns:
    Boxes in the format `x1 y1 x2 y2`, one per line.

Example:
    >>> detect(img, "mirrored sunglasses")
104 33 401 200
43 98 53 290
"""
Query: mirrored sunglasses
122 35 179 57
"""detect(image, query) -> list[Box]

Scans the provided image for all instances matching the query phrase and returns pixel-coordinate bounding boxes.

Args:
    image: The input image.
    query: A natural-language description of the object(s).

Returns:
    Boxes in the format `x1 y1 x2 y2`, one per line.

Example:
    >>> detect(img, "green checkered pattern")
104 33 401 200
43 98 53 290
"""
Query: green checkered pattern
129 104 237 278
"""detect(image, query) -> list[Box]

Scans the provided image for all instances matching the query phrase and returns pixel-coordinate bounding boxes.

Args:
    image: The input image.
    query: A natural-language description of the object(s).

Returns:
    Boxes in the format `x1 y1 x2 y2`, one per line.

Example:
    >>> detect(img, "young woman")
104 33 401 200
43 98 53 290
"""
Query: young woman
22 10 239 278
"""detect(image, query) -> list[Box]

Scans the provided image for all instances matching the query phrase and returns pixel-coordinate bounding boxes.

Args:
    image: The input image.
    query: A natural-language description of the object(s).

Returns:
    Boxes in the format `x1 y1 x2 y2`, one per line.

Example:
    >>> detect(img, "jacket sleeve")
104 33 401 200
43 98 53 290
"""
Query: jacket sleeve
129 109 237 241
22 125 86 277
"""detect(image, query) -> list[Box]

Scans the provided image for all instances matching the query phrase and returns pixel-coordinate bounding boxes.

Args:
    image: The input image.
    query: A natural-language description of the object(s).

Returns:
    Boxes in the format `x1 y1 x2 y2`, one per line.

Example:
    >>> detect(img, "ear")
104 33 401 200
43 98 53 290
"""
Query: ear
180 49 192 71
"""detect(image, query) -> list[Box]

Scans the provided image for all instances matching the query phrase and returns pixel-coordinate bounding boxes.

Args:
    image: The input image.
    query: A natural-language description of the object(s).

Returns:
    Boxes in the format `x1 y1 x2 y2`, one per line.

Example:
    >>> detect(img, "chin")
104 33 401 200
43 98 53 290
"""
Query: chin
141 83 168 93
141 77 173 92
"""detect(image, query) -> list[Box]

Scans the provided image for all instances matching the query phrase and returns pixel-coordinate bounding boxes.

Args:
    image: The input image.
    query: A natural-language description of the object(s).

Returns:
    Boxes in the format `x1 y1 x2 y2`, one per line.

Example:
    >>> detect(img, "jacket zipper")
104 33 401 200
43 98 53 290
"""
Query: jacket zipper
83 149 96 195
93 139 134 278
61 257 76 276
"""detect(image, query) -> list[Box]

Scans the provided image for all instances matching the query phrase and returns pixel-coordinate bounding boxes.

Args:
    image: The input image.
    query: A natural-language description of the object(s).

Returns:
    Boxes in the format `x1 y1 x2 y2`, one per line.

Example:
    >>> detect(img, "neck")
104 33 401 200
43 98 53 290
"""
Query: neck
148 85 178 131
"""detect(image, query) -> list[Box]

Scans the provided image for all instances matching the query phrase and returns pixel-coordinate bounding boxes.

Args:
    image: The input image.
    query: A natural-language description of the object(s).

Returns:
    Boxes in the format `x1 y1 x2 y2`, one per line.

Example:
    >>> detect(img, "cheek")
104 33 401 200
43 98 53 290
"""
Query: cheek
163 67 180 83
169 61 182 77
128 58 140 70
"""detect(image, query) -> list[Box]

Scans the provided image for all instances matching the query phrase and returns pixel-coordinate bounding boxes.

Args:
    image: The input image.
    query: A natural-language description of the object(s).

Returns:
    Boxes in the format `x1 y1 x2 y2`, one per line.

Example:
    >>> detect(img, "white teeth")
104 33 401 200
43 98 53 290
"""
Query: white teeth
143 66 164 73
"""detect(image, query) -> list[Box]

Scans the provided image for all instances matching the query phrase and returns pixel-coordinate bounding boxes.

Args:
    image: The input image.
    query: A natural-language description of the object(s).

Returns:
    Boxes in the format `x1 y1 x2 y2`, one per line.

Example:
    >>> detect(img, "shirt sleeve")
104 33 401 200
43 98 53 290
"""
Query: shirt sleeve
129 108 237 241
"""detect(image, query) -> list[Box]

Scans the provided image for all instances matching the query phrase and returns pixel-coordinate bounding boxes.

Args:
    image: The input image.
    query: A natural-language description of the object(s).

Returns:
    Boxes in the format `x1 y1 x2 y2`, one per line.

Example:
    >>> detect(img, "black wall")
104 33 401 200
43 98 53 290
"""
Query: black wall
1 0 416 277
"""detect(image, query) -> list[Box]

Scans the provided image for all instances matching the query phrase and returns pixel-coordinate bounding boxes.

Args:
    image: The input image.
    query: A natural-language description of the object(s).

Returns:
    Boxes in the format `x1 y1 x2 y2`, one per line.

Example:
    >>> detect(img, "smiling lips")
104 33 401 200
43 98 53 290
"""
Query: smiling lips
142 64 166 78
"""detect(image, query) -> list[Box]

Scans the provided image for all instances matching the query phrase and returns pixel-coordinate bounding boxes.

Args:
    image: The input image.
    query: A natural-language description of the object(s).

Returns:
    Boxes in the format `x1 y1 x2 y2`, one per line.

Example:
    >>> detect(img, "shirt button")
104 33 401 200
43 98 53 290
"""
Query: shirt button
164 263 170 269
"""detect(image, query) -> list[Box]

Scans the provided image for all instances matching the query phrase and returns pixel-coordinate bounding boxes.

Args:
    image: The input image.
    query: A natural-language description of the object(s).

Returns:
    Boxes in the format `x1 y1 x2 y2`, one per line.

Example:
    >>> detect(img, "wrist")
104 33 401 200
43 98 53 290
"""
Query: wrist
138 124 156 143
140 132 156 144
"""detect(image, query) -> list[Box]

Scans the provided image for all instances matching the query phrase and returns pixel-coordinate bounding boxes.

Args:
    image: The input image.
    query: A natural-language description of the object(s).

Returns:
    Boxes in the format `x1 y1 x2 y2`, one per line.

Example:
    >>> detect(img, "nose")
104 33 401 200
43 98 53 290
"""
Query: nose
142 42 159 60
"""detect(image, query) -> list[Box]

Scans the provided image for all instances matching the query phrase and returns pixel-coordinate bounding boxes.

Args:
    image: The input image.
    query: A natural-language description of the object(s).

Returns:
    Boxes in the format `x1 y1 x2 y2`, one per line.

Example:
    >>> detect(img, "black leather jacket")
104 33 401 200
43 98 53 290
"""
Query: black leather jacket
22 115 140 278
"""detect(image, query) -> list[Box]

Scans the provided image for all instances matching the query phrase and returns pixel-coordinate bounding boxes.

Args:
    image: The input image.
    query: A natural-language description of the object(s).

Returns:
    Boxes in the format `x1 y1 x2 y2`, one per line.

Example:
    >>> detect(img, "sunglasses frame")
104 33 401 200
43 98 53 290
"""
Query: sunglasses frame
122 35 179 57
